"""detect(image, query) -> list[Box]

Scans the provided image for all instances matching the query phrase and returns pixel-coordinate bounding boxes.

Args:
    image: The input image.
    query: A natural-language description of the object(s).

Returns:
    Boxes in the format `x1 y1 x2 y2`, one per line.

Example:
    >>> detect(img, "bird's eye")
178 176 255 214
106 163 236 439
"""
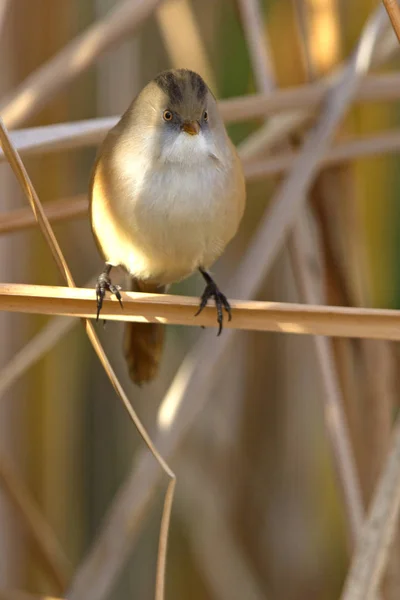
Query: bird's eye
203 110 208 122
163 110 173 121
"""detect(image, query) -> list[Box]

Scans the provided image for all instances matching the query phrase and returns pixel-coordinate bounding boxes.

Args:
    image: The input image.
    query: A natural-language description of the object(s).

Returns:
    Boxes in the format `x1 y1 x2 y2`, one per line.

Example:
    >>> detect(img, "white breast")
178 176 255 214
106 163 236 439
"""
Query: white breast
91 132 242 285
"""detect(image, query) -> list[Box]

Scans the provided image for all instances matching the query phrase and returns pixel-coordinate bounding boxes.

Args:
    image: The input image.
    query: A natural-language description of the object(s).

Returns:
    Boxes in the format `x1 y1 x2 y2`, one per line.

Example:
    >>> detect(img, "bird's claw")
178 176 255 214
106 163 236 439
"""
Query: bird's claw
195 281 231 335
95 271 123 322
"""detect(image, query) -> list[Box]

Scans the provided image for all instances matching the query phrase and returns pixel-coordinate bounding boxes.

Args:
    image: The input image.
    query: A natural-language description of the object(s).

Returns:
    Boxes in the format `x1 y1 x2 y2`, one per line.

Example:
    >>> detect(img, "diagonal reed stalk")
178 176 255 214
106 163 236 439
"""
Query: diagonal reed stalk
383 0 400 43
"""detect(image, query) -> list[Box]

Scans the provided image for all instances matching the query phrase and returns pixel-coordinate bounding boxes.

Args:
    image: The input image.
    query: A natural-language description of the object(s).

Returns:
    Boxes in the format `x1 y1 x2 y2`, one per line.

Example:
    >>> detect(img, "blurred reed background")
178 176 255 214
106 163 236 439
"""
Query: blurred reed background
1 0 400 599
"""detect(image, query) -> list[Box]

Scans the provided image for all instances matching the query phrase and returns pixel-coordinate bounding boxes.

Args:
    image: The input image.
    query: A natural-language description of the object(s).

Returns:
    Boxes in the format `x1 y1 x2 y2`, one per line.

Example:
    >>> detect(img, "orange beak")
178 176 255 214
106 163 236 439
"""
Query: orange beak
182 121 200 136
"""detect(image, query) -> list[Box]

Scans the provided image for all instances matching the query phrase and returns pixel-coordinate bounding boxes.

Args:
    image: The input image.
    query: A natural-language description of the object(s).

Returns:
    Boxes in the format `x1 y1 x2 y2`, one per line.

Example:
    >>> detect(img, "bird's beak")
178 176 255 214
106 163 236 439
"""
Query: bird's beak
182 121 200 136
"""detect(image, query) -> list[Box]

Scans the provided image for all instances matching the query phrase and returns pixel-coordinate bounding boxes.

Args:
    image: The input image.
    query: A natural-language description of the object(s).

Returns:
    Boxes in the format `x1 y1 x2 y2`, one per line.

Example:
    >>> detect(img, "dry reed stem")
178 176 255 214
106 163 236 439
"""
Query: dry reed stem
237 0 275 93
0 0 164 129
2 118 115 160
359 341 396 500
341 415 400 600
383 0 400 43
292 0 316 80
246 0 364 546
5 71 400 162
67 9 387 597
0 457 71 593
0 120 175 600
4 271 400 342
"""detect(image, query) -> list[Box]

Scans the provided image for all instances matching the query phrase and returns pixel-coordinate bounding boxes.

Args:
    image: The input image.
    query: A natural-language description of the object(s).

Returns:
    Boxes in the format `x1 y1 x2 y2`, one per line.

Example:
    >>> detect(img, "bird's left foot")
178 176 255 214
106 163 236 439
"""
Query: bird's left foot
195 268 231 335
95 264 123 321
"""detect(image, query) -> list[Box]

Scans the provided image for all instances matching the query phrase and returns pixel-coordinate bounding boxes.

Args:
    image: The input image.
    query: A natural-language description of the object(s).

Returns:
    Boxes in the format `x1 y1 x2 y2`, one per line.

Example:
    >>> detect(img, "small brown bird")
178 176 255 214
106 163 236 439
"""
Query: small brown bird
89 69 246 385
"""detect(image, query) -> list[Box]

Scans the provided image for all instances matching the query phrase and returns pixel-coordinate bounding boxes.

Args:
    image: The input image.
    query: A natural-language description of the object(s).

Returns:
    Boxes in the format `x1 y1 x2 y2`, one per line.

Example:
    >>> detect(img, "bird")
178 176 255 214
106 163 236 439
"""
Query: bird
89 68 246 385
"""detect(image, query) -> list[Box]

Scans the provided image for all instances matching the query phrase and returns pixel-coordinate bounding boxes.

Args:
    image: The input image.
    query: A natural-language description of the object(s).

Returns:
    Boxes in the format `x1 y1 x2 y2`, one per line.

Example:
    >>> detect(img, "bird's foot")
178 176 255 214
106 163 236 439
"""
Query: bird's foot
95 265 123 321
195 270 231 335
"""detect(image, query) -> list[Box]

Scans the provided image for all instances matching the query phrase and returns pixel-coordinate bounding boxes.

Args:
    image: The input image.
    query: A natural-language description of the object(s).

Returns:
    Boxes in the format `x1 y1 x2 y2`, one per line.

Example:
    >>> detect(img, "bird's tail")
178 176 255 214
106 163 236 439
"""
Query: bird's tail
123 279 166 385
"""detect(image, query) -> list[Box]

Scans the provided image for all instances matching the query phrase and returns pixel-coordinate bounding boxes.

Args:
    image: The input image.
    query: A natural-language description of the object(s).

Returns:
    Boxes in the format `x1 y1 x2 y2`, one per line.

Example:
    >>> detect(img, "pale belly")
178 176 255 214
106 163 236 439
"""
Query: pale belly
91 160 241 285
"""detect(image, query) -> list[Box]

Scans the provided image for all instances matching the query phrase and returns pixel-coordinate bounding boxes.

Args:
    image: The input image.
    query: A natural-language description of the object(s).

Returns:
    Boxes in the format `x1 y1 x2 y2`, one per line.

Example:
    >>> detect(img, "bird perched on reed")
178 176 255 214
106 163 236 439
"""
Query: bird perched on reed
89 68 246 385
